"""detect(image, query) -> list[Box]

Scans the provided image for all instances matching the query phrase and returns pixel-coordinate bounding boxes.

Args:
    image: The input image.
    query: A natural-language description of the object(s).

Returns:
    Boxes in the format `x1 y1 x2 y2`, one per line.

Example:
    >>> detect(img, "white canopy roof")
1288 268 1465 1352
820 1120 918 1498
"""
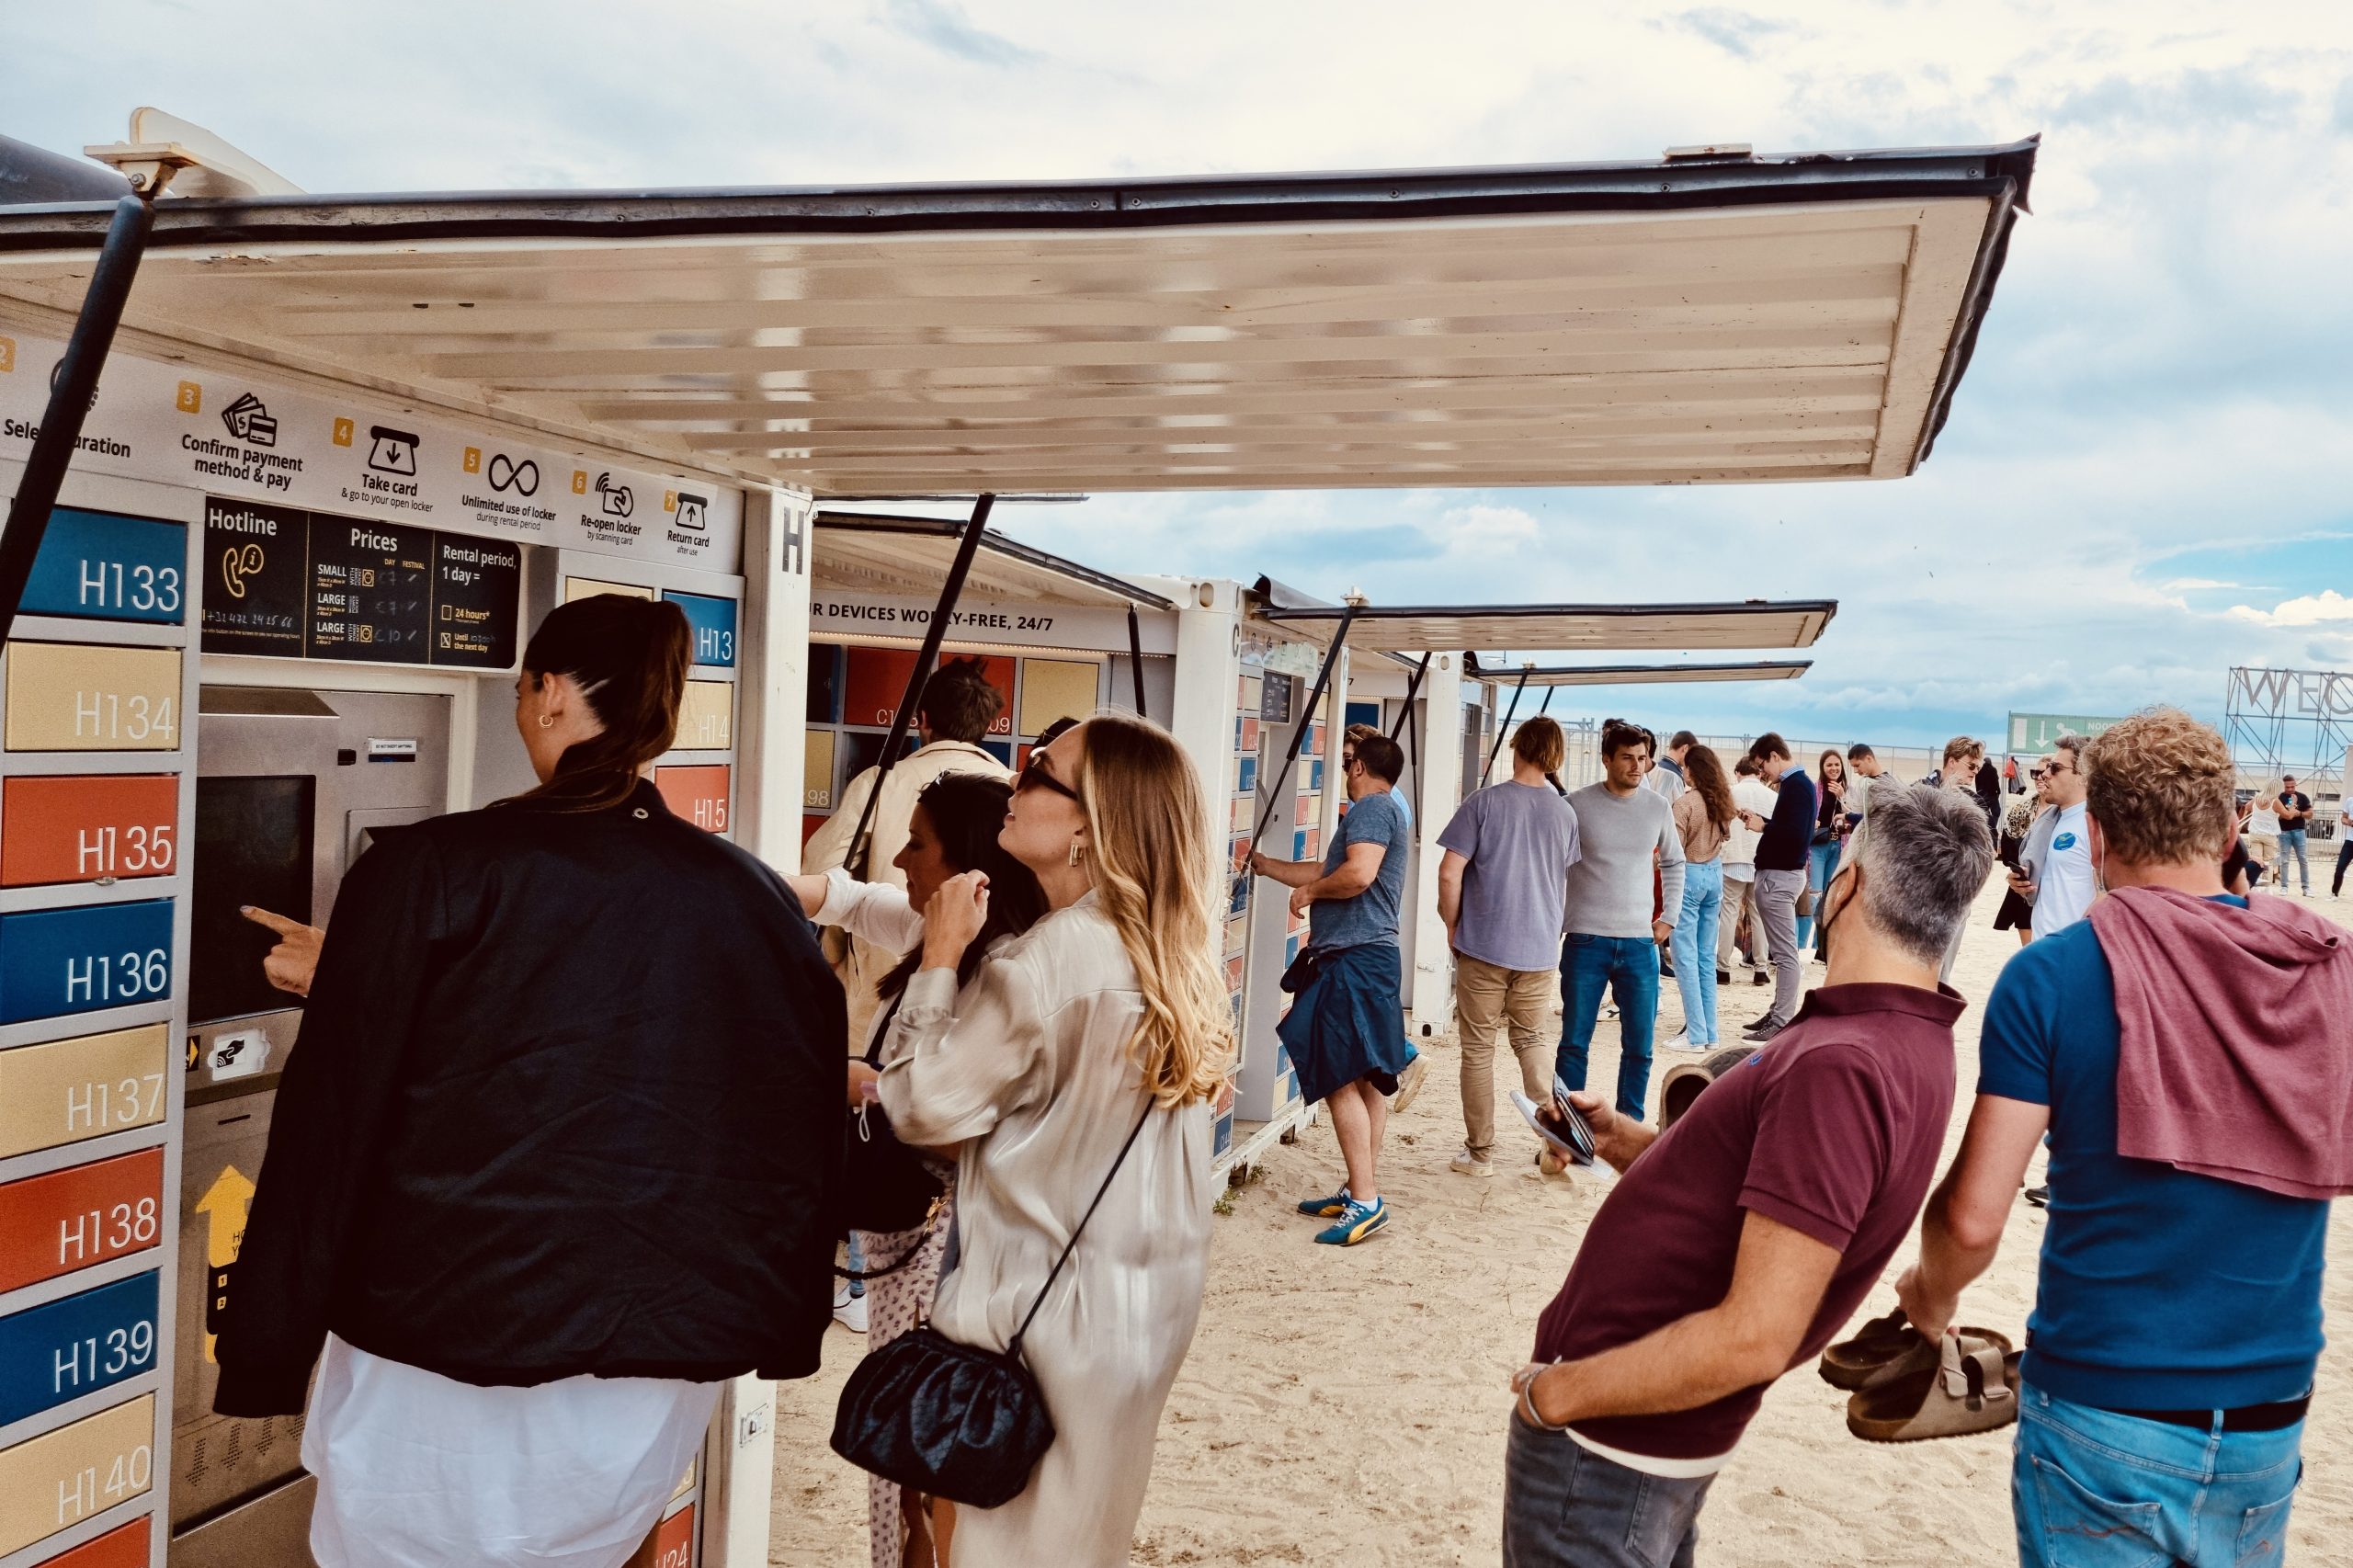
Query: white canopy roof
1256 598 1836 653
0 140 2033 496
1467 656 1811 686
813 511 1173 608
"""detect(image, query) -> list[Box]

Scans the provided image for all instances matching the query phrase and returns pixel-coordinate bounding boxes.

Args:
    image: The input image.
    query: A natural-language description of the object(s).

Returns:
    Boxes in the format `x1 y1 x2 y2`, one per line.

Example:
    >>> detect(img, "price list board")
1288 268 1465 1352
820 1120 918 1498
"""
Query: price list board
199 499 520 671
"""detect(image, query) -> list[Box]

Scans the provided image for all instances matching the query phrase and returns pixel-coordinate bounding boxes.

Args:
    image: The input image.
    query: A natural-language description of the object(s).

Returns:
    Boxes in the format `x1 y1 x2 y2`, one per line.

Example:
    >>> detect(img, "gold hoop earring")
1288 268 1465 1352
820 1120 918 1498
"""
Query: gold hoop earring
538 714 554 729
1068 839 1086 868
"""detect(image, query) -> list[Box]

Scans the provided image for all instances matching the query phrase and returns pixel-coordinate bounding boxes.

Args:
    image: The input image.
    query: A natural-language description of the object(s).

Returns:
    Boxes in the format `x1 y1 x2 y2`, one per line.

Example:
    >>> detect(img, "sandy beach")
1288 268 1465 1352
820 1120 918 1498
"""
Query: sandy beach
768 877 2353 1564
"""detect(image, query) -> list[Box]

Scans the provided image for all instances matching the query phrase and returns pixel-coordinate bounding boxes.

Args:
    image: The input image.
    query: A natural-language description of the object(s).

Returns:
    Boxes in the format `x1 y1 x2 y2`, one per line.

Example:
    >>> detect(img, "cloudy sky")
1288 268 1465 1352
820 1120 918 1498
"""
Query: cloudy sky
9 2 2351 753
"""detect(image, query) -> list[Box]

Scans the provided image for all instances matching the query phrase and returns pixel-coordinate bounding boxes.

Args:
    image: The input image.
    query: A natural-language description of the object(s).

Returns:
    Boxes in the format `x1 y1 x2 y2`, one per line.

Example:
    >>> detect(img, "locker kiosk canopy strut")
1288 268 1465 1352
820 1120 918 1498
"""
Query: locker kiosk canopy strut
0 138 2035 496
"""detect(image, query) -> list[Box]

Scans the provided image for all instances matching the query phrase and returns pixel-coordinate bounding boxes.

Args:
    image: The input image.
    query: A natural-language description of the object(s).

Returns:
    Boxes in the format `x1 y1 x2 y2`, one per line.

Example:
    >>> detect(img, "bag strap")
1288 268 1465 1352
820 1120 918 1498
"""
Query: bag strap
864 984 908 1068
1007 1099 1156 1359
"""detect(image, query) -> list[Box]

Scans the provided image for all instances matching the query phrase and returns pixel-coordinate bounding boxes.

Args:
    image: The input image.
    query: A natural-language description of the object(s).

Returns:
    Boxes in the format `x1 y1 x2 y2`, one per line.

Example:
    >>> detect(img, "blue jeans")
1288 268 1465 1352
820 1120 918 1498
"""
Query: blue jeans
843 1232 866 1299
1559 933 1660 1120
1670 861 1722 1045
2277 828 2308 892
1503 1415 1712 1568
1799 839 1840 949
2014 1385 2303 1567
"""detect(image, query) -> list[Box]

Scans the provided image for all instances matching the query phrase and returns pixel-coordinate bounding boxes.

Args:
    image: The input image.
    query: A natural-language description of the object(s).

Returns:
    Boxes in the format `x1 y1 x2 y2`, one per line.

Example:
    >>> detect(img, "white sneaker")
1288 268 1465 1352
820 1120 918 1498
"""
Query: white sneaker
1449 1146 1495 1177
1662 1031 1709 1052
832 1283 869 1334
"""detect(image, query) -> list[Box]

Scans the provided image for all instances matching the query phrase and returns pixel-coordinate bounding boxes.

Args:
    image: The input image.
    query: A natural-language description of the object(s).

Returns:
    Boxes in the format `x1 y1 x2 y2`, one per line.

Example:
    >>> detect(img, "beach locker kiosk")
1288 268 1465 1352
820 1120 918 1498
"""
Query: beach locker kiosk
0 119 2029 1568
0 381 770 1568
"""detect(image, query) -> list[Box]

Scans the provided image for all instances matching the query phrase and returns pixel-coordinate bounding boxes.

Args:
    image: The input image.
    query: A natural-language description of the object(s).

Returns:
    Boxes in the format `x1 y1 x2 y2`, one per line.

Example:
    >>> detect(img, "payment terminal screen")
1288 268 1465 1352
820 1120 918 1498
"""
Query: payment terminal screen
191 775 315 1024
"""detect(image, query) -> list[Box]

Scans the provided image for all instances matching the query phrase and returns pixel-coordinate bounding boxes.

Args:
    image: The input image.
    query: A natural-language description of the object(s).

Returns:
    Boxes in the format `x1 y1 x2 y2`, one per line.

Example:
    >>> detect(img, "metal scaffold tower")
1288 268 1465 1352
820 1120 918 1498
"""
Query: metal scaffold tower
2223 666 2353 790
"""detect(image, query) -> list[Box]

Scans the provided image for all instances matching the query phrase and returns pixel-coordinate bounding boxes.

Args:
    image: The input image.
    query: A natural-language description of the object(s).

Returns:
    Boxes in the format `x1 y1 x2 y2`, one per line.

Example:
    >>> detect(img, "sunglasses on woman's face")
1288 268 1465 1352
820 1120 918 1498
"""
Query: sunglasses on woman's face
1016 758 1081 802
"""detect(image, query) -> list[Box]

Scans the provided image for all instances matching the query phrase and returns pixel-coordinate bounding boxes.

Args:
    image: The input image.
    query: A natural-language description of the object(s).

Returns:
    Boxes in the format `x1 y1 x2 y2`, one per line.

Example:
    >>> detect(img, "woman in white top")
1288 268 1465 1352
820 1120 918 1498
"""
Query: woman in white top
784 771 1049 1568
879 713 1234 1568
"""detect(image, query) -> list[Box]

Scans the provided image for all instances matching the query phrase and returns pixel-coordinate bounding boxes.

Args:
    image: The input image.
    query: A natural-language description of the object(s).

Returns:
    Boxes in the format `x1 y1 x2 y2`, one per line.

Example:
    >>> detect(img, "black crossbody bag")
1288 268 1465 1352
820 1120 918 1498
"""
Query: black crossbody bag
830 1101 1155 1508
841 989 946 1238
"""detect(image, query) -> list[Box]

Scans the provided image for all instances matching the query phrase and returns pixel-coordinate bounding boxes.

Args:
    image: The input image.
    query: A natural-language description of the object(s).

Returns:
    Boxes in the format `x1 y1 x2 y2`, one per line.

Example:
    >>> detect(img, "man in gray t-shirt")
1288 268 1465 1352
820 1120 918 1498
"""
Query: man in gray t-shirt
1560 722 1687 1123
1438 717 1582 1175
1253 733 1418 1245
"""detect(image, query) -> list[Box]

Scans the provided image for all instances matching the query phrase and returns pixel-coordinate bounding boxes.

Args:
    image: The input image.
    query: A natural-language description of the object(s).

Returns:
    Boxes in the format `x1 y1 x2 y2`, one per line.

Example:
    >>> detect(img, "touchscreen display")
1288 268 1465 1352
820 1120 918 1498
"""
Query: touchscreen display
190 775 314 1024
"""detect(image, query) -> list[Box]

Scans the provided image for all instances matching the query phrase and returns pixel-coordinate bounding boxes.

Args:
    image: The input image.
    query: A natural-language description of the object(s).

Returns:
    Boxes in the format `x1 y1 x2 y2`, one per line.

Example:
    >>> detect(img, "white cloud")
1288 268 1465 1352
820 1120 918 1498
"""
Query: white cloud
5 2 2350 744
2229 590 2353 628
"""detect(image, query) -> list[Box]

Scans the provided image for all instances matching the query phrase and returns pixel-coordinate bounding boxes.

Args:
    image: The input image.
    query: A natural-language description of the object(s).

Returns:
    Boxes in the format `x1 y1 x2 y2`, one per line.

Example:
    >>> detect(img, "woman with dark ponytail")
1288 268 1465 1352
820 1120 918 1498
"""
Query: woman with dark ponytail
214 594 846 1568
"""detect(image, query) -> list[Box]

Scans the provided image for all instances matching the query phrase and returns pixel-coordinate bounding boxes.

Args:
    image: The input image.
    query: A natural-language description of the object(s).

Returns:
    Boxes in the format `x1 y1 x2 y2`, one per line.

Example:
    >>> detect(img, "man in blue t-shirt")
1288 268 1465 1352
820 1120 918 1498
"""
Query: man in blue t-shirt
1252 732 1415 1245
1899 710 2326 1568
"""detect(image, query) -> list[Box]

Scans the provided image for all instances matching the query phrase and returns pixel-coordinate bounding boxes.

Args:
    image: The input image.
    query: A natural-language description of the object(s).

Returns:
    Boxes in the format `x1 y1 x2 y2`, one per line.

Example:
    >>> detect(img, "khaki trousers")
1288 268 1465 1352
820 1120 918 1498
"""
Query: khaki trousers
1455 954 1558 1160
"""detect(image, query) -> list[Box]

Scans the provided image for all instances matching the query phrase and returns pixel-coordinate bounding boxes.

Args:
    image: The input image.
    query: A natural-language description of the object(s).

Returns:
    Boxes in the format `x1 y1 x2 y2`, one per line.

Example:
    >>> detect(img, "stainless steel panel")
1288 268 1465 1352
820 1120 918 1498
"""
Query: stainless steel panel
169 1472 317 1568
187 687 450 1094
172 1092 307 1528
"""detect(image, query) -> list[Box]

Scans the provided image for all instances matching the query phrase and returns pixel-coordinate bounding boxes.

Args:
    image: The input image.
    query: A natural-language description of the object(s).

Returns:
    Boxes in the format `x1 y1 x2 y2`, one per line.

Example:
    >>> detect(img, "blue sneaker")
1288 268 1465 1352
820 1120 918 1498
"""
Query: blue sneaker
1296 1184 1351 1218
1314 1196 1390 1245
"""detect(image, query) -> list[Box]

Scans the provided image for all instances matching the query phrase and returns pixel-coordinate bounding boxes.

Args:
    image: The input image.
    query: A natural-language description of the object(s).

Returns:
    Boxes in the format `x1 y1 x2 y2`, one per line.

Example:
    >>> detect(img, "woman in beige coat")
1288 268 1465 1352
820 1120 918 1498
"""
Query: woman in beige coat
879 713 1233 1567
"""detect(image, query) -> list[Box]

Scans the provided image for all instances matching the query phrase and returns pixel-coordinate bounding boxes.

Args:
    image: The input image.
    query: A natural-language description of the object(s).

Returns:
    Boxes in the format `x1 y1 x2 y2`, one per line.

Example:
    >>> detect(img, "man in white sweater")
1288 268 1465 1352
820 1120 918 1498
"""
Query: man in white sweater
803 657 1012 1038
1559 720 1687 1123
1721 754 1779 983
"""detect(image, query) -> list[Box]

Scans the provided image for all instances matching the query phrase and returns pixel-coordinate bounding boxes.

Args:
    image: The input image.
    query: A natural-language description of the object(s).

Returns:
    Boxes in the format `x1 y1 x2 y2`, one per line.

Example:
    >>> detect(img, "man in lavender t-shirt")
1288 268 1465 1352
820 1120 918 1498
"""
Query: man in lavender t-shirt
1500 784 1992 1567
1437 716 1581 1176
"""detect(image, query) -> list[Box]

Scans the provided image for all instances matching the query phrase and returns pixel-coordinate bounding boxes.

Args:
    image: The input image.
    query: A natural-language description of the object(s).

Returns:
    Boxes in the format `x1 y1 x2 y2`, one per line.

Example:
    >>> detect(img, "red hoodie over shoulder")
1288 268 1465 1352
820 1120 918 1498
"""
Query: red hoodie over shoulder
2090 885 2353 1199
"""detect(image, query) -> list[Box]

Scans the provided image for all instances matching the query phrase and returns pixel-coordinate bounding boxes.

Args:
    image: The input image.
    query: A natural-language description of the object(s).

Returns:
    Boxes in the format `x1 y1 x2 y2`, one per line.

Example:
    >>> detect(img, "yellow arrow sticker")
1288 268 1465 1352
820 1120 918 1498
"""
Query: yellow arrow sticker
194 1164 256 1363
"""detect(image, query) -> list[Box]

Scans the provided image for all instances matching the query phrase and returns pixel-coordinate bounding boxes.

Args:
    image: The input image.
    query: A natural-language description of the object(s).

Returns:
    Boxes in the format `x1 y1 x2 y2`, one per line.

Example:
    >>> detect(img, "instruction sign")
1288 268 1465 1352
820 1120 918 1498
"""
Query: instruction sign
0 328 741 571
199 499 521 670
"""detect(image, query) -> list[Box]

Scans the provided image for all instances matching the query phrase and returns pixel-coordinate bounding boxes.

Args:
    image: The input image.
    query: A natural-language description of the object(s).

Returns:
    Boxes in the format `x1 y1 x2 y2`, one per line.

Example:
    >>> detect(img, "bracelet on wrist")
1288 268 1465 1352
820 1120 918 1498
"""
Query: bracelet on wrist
1518 1373 1570 1432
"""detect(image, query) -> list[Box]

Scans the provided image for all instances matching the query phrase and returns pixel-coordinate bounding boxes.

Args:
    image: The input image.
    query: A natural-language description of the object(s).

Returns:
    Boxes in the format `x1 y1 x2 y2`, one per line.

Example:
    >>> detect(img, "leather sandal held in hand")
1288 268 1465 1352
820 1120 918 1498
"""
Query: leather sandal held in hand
1817 1306 2014 1391
1845 1331 2021 1443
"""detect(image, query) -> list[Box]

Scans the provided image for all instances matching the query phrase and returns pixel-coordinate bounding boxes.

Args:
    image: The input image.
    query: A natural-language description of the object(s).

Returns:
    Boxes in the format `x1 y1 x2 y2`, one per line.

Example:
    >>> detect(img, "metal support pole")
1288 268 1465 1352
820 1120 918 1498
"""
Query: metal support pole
0 192 154 644
840 494 995 876
1126 604 1148 722
1248 608 1355 853
1539 686 1555 714
1388 652 1432 741
1483 667 1533 778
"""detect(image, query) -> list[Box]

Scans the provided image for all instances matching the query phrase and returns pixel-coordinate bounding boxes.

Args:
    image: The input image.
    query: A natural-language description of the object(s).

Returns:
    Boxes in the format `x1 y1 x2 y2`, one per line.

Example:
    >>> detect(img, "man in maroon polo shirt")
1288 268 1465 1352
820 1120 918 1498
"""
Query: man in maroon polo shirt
1503 784 1994 1568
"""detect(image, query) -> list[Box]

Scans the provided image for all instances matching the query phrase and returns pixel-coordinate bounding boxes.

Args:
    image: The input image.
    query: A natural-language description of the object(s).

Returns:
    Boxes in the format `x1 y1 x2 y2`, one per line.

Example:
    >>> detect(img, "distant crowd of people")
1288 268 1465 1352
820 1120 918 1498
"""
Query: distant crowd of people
207 609 2340 1568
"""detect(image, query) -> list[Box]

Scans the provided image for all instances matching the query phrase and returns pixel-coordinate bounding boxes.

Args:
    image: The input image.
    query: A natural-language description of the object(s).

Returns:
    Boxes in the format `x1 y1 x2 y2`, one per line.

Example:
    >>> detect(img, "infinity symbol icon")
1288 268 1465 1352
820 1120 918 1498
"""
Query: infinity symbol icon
487 454 540 494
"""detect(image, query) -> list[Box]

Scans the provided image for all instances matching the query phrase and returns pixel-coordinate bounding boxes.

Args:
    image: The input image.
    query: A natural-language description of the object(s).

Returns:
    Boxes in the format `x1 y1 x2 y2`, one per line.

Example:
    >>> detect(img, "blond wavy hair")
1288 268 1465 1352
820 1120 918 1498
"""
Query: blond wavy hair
1073 713 1235 1107
2083 707 2236 867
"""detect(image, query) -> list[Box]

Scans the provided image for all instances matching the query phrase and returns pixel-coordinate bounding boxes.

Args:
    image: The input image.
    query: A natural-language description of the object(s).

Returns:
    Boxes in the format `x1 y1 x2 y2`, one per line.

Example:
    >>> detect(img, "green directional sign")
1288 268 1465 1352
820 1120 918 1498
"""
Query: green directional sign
2006 711 2125 753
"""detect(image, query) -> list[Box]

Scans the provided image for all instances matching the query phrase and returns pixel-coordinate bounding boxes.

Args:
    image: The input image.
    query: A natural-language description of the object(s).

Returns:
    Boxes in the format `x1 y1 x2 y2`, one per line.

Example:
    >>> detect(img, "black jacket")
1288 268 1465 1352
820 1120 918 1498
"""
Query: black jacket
214 778 846 1415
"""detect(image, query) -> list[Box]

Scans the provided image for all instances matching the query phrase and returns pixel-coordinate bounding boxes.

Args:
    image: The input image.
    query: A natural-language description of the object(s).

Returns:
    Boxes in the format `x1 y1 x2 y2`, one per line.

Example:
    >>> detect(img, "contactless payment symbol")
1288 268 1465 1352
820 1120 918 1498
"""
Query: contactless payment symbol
595 472 634 517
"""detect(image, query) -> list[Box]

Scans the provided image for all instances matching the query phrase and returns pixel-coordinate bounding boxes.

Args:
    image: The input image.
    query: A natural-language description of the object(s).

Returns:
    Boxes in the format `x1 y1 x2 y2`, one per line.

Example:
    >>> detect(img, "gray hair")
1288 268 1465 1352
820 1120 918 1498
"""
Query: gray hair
1847 784 1996 966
